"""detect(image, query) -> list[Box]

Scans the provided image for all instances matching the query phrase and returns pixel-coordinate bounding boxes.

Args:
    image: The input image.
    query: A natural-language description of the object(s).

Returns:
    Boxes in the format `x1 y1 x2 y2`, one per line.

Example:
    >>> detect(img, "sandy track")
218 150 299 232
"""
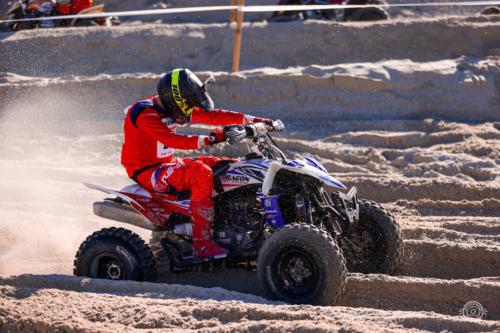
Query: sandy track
0 98 499 325
1 14 500 331
1 275 499 332
153 265 500 319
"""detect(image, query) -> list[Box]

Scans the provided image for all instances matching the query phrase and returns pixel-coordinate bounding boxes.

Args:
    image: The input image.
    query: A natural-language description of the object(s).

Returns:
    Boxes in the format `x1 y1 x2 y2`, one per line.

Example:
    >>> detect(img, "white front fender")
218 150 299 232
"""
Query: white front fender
262 159 346 197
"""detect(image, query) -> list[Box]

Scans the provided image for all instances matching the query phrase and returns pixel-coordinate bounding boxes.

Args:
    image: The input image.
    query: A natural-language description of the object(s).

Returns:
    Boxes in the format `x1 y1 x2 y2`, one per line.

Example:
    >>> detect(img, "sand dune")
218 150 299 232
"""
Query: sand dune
1 16 500 76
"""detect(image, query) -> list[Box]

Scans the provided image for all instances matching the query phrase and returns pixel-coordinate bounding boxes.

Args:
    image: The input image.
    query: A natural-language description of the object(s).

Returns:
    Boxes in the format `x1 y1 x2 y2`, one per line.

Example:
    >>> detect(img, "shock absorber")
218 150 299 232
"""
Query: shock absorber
295 193 306 222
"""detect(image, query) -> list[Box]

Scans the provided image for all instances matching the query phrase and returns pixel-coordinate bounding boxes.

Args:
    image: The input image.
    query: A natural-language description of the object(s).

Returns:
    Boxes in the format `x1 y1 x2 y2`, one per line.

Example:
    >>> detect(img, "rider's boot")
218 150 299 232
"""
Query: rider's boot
190 198 228 258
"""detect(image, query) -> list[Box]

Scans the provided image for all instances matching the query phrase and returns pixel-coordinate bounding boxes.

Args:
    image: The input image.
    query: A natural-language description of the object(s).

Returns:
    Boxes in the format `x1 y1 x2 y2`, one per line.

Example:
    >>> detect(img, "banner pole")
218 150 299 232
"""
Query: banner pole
230 0 237 22
232 0 244 73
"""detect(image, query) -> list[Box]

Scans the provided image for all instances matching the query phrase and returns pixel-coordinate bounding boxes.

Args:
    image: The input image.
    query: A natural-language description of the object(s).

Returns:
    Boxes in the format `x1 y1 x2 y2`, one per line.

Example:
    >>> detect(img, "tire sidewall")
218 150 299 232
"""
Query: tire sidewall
76 235 143 281
258 226 345 305
357 200 402 273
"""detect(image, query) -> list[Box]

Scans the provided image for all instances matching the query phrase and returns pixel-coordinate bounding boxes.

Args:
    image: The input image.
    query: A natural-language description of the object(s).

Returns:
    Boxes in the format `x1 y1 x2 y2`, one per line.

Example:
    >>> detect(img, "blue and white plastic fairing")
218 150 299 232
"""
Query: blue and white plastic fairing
262 155 346 197
286 156 346 189
219 155 344 228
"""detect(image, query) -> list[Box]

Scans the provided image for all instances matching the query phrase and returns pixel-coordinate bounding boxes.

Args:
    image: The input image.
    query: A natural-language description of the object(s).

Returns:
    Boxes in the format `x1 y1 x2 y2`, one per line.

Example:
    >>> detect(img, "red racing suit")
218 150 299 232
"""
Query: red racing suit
56 0 93 14
121 96 248 202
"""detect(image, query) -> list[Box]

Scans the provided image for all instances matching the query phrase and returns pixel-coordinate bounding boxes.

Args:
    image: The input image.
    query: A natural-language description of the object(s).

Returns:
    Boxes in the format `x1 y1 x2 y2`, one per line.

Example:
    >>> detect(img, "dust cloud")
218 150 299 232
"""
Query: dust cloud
0 94 150 276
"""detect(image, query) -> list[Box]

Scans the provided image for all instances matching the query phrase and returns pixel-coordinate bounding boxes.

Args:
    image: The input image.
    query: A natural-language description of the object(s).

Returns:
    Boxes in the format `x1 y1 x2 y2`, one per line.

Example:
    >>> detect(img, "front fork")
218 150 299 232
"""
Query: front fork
295 193 314 225
301 186 360 238
331 187 360 235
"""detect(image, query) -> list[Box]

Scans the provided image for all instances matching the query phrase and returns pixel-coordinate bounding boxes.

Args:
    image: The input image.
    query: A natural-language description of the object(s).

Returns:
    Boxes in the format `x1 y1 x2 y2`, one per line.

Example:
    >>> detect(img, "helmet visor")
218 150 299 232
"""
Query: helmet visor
188 71 214 113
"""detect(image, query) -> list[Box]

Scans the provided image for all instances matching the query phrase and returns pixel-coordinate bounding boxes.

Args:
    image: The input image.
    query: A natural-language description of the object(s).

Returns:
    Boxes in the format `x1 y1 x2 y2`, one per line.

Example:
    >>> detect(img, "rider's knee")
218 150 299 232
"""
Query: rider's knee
187 161 213 184
185 162 213 202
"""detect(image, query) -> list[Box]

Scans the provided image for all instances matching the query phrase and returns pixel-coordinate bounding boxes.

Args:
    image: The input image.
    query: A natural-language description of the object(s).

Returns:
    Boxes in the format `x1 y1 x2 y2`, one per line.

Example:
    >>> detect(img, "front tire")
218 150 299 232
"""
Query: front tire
257 223 346 306
74 227 156 282
341 200 404 274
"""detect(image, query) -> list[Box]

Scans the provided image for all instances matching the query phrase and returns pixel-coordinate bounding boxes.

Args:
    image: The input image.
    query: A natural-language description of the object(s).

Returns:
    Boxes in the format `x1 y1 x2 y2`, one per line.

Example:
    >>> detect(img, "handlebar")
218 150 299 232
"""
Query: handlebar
223 119 284 144
222 119 287 163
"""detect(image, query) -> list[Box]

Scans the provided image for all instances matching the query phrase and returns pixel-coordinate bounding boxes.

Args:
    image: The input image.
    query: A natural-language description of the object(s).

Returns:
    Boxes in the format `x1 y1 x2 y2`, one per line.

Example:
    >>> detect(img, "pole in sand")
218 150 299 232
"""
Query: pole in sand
230 0 237 22
232 0 244 73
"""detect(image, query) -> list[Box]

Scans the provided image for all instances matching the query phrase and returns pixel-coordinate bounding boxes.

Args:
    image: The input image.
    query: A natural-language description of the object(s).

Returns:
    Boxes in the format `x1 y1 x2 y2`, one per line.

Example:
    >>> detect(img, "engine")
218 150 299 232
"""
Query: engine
213 224 242 249
213 199 262 249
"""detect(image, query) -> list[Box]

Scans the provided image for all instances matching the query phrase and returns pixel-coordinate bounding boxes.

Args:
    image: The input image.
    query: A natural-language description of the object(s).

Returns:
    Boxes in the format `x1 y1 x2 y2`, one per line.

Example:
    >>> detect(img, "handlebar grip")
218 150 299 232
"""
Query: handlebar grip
223 125 247 145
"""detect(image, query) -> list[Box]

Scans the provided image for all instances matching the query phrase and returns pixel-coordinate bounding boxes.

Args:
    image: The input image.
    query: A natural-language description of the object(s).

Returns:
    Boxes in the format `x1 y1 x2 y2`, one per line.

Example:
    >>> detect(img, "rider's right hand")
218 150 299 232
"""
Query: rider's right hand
254 118 285 133
272 119 285 132
207 128 227 145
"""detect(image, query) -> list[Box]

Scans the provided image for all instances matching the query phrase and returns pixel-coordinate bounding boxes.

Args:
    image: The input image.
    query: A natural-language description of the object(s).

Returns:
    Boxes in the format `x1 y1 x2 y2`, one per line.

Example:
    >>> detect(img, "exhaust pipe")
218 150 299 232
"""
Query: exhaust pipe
93 200 164 231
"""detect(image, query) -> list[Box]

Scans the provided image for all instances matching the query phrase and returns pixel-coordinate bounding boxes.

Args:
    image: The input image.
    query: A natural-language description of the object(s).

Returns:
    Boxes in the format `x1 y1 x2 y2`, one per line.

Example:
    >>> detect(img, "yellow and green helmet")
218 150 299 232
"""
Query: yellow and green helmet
157 68 214 125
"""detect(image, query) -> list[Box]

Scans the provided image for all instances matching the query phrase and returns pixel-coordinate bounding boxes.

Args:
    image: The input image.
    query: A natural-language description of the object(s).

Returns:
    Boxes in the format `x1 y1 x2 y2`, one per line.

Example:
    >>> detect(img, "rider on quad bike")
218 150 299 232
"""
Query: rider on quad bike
121 68 273 258
79 69 403 304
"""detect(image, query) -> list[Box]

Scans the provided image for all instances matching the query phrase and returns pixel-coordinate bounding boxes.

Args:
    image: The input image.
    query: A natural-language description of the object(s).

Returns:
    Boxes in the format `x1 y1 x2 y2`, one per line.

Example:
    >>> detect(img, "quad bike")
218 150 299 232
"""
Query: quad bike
1 0 119 31
270 0 389 22
75 119 404 306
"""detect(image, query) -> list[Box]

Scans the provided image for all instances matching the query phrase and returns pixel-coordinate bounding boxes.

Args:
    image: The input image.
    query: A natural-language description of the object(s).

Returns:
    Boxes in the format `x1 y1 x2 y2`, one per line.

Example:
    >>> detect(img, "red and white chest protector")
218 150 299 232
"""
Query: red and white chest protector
120 96 245 179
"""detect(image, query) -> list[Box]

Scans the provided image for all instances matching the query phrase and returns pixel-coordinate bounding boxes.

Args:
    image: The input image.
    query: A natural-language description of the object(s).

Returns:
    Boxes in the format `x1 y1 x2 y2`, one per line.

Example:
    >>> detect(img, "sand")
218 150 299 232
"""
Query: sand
2 16 500 76
2 0 491 25
0 11 499 333
0 275 499 332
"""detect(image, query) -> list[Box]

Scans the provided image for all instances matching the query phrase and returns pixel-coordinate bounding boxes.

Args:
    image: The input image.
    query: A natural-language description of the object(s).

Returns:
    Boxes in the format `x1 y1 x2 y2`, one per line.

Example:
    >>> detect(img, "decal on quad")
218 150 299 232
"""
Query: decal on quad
220 169 254 191
220 160 270 192
221 174 251 182
121 191 190 227
257 191 285 228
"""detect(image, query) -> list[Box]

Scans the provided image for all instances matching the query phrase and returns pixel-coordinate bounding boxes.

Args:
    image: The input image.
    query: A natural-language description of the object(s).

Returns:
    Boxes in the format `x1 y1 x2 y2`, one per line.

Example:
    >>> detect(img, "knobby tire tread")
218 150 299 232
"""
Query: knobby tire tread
74 227 157 282
359 199 404 274
258 223 347 306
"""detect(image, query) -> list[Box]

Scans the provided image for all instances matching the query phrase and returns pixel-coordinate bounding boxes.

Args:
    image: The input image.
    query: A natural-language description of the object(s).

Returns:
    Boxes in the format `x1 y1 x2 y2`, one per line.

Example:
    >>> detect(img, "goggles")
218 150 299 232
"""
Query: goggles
171 69 193 116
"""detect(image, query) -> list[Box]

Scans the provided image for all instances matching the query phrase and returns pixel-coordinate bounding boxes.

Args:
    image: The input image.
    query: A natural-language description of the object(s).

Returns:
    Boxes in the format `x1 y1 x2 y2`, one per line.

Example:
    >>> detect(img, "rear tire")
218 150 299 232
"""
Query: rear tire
351 7 389 21
74 227 156 282
257 223 346 306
